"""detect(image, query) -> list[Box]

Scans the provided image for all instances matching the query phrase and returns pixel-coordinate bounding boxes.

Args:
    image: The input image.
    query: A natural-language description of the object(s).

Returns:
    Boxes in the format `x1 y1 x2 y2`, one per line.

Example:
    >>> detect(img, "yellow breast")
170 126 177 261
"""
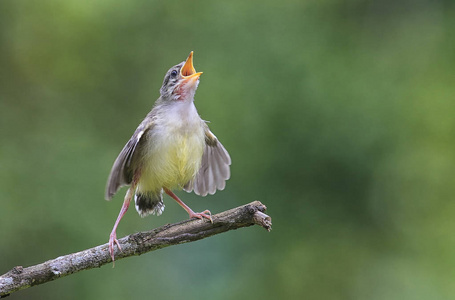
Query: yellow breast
138 126 205 193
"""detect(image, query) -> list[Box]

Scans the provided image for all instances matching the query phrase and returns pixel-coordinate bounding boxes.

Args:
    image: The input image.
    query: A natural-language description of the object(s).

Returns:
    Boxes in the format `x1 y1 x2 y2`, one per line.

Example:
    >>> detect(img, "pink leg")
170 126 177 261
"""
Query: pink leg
164 188 212 222
109 186 135 264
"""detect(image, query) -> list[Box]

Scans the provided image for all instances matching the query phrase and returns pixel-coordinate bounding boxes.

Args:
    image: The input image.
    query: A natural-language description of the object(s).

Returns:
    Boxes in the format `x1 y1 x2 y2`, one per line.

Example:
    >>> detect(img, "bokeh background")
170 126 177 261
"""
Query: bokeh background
1 0 455 299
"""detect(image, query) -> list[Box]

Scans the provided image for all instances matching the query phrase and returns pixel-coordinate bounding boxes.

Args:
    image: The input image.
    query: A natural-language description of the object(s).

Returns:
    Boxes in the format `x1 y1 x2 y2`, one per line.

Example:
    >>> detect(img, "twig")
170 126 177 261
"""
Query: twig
0 201 271 298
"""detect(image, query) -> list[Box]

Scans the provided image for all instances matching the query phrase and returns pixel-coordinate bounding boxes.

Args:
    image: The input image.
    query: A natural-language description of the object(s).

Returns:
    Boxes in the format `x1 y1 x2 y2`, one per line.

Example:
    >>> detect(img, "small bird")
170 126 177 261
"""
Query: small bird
105 52 231 262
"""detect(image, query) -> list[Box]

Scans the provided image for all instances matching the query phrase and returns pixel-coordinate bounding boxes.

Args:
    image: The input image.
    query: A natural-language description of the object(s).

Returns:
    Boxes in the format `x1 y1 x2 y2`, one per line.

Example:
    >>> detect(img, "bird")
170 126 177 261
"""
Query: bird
105 52 231 263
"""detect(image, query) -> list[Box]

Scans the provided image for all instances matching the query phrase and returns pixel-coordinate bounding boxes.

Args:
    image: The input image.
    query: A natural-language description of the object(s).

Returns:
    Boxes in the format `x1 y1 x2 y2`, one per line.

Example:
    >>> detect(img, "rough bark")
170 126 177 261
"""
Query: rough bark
0 201 271 298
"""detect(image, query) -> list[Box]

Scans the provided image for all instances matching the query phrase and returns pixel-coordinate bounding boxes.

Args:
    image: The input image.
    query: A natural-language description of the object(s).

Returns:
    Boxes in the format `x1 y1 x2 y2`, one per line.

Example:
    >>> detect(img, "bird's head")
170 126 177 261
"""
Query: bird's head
160 51 203 101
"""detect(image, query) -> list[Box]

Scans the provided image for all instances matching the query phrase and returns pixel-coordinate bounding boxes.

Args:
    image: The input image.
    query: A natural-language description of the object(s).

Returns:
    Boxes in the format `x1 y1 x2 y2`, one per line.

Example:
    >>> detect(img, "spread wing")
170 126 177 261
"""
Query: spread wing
105 119 154 200
184 124 231 196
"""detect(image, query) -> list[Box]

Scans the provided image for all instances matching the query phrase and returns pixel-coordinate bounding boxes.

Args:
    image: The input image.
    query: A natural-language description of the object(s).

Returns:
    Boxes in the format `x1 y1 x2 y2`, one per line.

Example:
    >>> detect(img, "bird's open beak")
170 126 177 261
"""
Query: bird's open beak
181 51 203 81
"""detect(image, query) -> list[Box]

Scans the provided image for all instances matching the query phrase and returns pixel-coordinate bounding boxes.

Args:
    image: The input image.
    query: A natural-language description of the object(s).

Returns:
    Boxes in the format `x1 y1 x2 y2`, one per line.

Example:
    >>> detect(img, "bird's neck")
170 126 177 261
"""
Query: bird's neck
154 98 202 130
176 80 199 102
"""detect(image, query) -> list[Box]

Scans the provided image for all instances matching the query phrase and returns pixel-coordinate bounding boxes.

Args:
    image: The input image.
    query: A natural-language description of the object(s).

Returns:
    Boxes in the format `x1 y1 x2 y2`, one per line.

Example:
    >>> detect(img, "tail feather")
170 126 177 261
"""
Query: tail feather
134 191 165 217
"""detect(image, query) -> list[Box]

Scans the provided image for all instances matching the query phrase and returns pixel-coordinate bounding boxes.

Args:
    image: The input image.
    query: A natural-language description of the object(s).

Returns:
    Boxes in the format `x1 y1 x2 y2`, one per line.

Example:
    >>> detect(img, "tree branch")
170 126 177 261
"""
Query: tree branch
0 201 271 298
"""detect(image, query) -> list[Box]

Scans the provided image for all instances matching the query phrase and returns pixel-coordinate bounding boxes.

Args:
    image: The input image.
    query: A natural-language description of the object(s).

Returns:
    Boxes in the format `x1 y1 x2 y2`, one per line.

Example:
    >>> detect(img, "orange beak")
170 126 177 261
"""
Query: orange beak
181 51 203 81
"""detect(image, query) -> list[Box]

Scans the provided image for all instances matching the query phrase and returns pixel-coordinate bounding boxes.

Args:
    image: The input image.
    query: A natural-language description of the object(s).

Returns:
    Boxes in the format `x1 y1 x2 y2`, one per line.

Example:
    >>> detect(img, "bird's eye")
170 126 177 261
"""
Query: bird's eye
170 70 178 77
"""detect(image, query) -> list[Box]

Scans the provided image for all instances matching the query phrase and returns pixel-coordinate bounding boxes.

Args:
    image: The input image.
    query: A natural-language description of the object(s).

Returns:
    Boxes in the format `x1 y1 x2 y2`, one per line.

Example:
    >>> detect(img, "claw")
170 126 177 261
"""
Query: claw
109 232 122 265
189 210 213 223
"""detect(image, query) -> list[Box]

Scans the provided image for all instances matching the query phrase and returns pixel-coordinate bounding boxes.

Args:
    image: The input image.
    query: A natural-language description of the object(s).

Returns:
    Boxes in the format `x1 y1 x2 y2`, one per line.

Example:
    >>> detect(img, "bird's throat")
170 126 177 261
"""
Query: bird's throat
175 79 199 101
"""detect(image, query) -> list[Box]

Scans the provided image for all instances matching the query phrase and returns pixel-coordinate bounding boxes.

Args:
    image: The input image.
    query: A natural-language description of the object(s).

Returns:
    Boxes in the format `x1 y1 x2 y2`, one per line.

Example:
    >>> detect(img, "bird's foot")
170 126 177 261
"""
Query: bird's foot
163 188 213 223
109 231 122 264
189 210 213 223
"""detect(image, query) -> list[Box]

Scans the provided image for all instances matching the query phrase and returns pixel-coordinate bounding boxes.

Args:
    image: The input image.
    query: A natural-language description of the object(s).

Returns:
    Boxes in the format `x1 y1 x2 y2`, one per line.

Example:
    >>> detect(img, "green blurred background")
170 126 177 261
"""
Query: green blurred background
1 0 455 299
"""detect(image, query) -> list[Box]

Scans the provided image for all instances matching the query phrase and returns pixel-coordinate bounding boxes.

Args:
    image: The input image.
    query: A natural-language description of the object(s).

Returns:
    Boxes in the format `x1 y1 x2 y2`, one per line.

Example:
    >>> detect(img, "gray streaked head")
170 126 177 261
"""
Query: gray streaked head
159 52 203 102
159 62 185 99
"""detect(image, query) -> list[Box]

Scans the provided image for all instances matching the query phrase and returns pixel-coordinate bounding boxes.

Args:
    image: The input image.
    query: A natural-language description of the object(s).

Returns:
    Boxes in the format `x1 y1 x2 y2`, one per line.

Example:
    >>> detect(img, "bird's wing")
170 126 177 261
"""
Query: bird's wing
105 118 155 200
184 124 231 196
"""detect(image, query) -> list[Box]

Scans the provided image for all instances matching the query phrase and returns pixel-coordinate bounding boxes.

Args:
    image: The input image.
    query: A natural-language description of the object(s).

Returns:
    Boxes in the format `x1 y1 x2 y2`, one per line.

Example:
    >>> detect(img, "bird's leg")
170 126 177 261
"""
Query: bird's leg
164 188 213 223
109 178 138 264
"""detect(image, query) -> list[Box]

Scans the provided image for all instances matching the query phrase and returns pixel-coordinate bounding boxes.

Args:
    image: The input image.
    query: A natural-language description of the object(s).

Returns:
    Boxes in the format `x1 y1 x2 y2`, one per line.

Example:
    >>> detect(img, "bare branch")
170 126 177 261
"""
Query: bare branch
0 201 271 298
